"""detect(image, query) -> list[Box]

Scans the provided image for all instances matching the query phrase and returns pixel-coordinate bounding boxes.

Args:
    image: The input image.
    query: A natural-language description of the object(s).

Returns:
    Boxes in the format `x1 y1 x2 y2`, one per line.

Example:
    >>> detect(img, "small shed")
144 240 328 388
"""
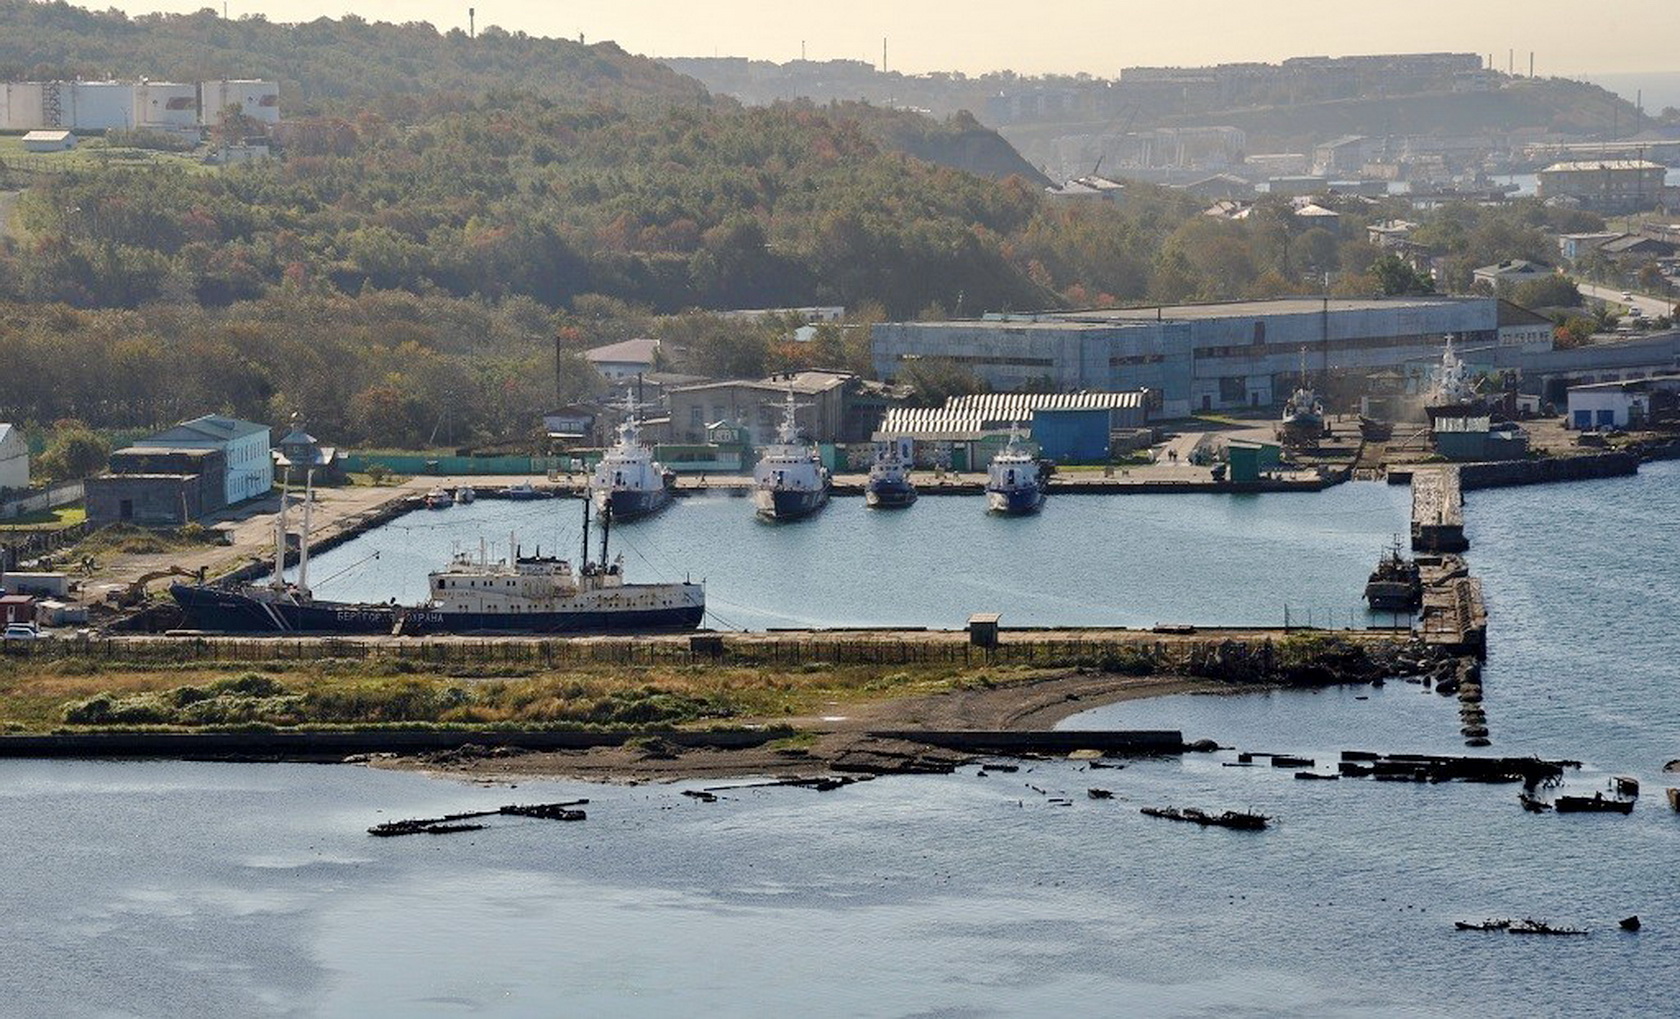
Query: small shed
1226 440 1281 483
22 130 76 152
968 613 1001 649
0 594 36 625
1567 380 1652 430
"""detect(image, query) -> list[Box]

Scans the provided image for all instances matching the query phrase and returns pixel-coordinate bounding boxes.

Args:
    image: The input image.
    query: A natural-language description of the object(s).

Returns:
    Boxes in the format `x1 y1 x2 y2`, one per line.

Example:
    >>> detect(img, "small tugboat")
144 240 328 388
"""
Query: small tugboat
985 425 1044 515
1364 538 1422 611
865 441 917 508
423 487 452 510
1279 346 1326 442
454 485 475 505
753 388 831 521
589 399 674 521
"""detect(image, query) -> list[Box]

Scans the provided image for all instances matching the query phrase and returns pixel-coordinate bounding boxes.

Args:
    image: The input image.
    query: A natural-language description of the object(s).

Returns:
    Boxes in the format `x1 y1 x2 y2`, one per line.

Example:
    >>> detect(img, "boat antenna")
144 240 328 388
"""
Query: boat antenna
296 467 315 596
271 464 291 590
580 492 590 567
600 498 612 565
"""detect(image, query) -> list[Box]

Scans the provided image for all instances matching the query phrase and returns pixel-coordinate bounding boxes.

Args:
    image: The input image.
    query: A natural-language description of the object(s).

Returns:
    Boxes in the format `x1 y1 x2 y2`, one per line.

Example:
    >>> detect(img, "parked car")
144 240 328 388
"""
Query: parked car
3 622 41 641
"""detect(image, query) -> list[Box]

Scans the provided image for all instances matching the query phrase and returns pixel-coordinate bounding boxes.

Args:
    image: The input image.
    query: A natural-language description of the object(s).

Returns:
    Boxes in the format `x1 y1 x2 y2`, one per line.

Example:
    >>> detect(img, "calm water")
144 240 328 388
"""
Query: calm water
5 465 1676 1016
293 485 1412 631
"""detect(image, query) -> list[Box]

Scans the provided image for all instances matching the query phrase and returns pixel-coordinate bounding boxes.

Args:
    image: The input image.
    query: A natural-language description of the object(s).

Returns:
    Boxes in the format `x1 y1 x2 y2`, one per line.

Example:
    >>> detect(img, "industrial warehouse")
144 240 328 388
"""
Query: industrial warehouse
871 296 1502 417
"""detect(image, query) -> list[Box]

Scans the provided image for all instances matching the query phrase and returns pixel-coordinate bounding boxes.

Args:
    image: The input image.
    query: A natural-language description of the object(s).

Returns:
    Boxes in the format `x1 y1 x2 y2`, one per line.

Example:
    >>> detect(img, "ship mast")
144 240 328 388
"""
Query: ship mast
271 467 291 590
296 468 314 596
580 493 590 567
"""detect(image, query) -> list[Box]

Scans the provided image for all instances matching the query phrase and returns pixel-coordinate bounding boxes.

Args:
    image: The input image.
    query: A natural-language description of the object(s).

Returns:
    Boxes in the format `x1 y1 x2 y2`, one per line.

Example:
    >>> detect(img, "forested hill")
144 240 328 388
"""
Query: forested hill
0 2 708 109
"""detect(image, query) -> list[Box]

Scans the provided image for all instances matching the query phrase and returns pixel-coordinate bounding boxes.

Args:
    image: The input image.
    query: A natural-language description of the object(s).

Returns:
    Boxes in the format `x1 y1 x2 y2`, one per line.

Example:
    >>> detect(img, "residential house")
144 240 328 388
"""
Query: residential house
584 338 661 381
1472 259 1551 290
1367 220 1419 250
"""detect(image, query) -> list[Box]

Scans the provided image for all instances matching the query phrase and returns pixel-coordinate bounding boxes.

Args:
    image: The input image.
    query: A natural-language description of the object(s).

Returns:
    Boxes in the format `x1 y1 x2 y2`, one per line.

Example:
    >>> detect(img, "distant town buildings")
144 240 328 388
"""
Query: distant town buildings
1472 259 1551 290
1536 160 1668 214
585 338 661 381
85 414 272 527
0 79 279 134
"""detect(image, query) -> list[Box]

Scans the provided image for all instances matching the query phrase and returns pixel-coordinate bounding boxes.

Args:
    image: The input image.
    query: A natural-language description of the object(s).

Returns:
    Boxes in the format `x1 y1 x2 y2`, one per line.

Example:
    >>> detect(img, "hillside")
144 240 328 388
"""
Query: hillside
0 1 708 110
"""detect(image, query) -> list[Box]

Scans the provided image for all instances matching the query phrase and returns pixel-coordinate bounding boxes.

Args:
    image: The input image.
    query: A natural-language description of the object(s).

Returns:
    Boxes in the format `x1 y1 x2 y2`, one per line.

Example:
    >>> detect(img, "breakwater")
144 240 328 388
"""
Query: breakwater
1389 451 1639 492
14 626 1416 677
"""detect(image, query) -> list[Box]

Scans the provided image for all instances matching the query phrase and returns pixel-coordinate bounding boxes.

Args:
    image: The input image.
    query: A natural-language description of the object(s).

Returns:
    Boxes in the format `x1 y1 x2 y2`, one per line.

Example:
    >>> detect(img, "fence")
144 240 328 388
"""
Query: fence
341 454 571 476
0 520 93 569
0 481 84 520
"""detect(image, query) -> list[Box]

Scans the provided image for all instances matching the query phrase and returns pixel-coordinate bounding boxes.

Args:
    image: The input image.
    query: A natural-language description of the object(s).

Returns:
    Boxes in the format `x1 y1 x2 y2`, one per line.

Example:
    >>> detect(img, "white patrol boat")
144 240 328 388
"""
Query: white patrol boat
985 425 1045 515
753 388 831 520
589 398 674 521
865 441 917 508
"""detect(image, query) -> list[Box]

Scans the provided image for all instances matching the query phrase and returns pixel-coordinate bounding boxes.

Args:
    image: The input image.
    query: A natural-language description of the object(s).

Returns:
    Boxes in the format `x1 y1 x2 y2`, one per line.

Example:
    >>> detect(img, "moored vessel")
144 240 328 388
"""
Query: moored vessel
1279 346 1325 441
171 473 704 635
865 441 917 508
589 399 674 521
984 426 1044 515
753 389 831 520
1364 539 1422 611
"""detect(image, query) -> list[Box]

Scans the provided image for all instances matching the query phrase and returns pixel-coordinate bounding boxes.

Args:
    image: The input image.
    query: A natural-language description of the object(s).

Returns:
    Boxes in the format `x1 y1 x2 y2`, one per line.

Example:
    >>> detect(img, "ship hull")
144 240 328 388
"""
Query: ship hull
171 583 705 635
865 479 917 508
986 485 1044 515
755 484 831 520
594 486 672 521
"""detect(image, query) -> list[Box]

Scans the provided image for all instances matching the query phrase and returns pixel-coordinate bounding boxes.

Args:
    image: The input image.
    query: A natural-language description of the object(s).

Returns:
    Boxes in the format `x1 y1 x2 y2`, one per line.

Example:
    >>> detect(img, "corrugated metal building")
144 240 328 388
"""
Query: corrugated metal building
872 296 1499 417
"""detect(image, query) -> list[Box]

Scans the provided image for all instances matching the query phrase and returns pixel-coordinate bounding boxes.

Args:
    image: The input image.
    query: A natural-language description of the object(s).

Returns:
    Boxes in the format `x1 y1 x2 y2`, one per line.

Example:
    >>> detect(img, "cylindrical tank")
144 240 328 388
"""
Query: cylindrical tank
134 81 199 129
199 79 280 126
68 81 135 130
1 82 47 130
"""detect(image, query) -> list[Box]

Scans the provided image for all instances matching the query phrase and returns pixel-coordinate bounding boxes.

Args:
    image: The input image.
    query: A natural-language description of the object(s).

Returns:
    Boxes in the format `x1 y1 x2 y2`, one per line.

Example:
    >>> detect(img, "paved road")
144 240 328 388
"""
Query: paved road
1574 279 1677 320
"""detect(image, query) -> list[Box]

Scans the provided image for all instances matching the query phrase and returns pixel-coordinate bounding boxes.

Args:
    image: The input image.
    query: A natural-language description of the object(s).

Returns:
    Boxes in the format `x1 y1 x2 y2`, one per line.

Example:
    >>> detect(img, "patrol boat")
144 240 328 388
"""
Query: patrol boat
865 442 917 508
753 389 831 520
589 400 674 521
1280 346 1325 441
984 425 1045 515
171 476 704 634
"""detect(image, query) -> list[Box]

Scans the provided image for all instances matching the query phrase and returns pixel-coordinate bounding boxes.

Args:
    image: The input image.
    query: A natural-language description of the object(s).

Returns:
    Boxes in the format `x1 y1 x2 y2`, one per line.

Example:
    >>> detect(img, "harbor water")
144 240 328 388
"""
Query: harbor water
291 484 1413 631
5 465 1676 1016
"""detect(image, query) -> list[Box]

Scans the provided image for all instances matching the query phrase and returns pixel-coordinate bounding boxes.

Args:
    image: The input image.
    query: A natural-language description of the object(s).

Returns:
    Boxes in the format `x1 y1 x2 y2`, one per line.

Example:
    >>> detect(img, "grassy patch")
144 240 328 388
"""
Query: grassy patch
69 523 226 557
0 656 987 733
2 505 86 530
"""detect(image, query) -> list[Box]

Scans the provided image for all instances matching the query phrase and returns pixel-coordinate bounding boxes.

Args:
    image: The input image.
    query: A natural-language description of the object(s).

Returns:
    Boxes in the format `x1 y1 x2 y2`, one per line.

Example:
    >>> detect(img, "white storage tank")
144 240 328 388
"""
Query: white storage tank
0 81 48 130
134 81 199 130
68 81 135 130
199 79 280 126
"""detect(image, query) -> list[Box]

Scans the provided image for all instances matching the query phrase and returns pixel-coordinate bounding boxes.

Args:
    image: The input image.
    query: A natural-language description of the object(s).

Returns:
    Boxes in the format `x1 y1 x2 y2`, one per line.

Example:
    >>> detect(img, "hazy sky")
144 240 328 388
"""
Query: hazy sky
102 2 1673 77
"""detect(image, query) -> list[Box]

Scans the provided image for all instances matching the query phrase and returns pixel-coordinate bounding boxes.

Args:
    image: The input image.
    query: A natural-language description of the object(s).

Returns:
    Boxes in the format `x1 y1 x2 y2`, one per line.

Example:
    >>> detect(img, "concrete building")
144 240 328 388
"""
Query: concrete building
21 130 75 152
585 338 661 381
85 447 225 526
1497 300 1555 352
0 424 28 491
872 296 1499 417
1536 160 1668 214
136 415 271 505
669 370 855 446
1312 135 1376 177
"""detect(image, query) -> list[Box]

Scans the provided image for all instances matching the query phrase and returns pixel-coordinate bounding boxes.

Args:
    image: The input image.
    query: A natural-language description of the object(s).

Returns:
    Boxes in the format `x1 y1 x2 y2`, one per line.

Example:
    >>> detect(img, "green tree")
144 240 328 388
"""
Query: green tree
1510 274 1581 309
1371 255 1435 296
36 424 110 482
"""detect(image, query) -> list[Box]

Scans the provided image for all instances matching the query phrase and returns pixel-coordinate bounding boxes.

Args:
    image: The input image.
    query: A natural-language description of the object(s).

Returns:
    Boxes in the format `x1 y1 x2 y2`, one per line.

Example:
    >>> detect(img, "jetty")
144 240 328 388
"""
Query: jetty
1409 466 1467 553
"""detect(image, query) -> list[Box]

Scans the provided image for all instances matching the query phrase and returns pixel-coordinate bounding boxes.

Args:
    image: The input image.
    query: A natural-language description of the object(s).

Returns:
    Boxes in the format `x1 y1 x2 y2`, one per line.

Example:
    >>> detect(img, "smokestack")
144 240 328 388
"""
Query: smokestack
1508 49 1513 75
882 37 887 73
469 8 475 38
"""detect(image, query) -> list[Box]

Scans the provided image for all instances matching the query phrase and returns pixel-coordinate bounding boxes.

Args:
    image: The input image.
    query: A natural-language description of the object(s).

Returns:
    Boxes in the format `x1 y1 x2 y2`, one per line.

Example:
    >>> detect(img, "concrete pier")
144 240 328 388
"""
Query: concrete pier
1410 466 1467 553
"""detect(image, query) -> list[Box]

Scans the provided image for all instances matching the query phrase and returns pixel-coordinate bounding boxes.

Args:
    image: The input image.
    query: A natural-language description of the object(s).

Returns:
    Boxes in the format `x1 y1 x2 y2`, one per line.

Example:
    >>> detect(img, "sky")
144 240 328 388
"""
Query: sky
98 2 1676 79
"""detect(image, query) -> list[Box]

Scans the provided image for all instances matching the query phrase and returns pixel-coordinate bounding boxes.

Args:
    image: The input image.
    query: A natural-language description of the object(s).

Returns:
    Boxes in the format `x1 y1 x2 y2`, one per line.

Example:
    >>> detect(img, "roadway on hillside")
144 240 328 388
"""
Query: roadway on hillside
1574 279 1677 319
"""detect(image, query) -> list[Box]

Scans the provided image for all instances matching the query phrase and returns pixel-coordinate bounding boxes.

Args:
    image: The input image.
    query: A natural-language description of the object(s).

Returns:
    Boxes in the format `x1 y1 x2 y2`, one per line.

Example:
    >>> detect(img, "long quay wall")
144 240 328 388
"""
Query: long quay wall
8 627 1415 674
